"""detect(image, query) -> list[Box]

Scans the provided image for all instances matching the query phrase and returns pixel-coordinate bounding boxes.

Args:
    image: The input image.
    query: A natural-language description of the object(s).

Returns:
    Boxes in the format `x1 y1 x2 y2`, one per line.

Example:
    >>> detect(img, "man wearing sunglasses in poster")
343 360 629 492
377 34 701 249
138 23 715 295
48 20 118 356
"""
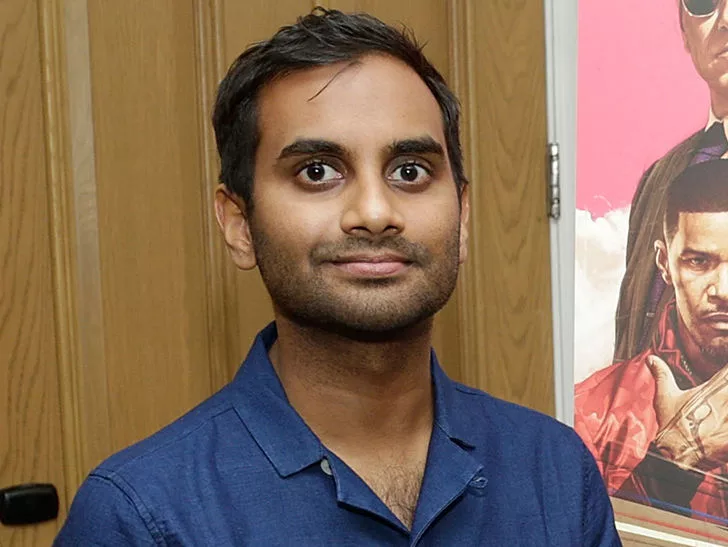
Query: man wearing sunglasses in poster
615 0 728 363
577 160 728 523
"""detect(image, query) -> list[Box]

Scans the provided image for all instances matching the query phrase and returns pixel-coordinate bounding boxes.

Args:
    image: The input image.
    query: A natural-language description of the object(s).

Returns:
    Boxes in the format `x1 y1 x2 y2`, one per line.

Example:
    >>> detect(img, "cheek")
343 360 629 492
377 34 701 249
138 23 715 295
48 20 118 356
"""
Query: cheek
255 191 337 244
408 194 460 233
685 29 711 66
676 273 708 307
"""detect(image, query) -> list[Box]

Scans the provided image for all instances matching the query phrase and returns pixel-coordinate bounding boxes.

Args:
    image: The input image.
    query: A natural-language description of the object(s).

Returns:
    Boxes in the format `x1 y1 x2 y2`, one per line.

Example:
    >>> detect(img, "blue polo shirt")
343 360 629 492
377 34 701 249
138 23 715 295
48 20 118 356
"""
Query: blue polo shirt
56 324 619 546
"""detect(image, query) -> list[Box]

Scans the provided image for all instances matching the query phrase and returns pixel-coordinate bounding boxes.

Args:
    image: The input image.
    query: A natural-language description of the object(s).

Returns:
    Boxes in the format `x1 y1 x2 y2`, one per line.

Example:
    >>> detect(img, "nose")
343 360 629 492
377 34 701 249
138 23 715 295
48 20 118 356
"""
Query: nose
708 263 728 300
340 170 405 237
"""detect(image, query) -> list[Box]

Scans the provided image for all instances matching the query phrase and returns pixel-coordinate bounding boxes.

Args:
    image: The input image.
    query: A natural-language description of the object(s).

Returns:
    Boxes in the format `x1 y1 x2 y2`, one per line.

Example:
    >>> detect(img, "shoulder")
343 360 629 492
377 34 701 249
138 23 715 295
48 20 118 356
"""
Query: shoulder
638 130 702 187
575 352 653 406
576 357 639 395
55 473 160 545
664 130 703 158
449 383 619 542
57 385 247 542
574 351 657 450
450 382 584 457
99 384 240 477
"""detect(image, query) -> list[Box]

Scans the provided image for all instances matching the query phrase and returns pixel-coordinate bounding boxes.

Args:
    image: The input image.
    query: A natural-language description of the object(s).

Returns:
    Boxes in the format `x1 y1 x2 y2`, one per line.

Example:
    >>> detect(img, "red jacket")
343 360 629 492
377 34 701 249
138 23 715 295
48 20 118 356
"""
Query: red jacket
575 301 728 522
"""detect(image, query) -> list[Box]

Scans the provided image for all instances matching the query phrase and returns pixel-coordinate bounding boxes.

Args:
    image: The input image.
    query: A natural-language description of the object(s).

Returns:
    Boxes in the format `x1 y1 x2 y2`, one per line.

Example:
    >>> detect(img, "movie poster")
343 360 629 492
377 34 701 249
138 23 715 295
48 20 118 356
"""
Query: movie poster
573 0 728 529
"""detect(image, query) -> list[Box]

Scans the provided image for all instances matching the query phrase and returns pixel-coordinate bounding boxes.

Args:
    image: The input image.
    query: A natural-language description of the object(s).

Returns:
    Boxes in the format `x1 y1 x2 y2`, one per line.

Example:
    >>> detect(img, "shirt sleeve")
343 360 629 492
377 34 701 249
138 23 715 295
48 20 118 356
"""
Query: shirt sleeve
581 445 622 547
54 474 160 546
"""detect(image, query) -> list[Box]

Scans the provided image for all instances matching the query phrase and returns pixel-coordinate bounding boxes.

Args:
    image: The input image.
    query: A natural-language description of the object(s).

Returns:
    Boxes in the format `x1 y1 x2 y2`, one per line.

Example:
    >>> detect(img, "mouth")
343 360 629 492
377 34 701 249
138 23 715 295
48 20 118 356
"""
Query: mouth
329 253 413 277
703 312 728 330
716 45 728 58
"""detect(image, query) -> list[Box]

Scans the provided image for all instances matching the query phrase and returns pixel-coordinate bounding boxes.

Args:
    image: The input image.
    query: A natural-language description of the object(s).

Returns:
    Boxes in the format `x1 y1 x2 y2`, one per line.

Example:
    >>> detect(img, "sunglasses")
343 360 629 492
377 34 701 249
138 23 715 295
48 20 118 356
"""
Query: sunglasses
682 0 720 17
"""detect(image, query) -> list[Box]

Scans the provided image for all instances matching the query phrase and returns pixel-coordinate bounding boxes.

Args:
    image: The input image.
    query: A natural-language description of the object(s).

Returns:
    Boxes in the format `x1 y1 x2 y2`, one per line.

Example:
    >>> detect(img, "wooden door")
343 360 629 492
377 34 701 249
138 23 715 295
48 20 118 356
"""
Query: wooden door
0 1 552 543
1 2 68 545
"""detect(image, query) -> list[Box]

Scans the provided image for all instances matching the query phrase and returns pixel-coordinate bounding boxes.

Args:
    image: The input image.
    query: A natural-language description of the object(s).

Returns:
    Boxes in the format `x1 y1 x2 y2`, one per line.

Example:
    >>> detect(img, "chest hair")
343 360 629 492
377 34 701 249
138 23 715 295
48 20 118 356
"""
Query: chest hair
360 462 425 529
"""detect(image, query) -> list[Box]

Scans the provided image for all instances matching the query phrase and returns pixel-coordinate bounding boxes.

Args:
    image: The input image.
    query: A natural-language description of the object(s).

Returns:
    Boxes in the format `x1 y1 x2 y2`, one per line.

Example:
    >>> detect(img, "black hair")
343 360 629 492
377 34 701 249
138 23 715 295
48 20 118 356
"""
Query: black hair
665 159 728 240
212 7 467 211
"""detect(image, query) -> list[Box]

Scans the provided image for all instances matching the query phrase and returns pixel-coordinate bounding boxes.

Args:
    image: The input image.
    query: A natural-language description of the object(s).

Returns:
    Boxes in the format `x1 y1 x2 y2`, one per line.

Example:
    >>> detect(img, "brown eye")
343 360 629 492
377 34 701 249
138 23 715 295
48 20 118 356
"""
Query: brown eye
400 164 419 182
296 162 343 185
390 162 430 184
306 164 326 181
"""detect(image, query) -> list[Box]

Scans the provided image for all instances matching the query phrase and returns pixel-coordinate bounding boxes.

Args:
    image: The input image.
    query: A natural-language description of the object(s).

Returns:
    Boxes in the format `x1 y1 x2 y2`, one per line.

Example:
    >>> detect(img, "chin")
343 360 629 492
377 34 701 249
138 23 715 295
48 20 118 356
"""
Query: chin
700 341 728 366
321 321 432 343
316 308 436 334
281 298 444 340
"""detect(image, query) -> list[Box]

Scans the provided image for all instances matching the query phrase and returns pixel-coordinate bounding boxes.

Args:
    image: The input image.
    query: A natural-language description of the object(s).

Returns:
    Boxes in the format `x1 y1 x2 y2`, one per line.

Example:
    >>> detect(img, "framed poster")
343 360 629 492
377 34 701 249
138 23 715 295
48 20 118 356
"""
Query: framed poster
563 0 728 542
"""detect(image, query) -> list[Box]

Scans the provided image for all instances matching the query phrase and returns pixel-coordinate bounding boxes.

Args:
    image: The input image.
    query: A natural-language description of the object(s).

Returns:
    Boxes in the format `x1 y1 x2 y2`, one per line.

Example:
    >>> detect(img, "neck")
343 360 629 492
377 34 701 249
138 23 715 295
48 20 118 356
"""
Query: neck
269 315 435 452
678 316 722 383
711 91 728 121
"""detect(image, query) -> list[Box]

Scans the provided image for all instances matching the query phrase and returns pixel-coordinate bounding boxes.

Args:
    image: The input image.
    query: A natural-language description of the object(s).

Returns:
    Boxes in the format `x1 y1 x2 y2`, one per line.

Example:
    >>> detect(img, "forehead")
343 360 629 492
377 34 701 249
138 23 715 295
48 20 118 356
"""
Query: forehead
256 54 446 151
672 211 728 251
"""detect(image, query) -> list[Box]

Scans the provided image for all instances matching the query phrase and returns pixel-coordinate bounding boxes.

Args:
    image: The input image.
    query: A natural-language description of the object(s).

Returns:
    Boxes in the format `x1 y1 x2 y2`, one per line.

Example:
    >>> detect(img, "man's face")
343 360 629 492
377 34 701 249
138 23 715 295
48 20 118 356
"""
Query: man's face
682 0 728 95
224 54 468 336
659 211 728 363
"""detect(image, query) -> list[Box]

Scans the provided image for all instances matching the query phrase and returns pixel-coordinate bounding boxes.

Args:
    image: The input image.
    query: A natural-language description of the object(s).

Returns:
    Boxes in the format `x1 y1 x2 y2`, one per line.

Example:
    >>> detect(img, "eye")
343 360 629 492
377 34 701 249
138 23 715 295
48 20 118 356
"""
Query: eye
296 161 343 185
390 162 431 184
686 256 710 270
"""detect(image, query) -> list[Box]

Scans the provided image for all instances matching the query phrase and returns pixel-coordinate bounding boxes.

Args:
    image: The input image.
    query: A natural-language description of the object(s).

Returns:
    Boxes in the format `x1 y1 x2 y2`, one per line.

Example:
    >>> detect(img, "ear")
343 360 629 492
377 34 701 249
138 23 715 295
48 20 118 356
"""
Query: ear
655 239 672 286
458 186 470 265
214 185 257 270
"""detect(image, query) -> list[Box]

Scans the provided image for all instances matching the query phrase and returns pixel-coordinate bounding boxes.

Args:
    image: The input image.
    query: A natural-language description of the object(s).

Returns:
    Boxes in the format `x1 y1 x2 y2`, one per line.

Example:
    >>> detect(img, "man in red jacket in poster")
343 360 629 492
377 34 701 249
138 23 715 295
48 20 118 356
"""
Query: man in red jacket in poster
576 159 728 524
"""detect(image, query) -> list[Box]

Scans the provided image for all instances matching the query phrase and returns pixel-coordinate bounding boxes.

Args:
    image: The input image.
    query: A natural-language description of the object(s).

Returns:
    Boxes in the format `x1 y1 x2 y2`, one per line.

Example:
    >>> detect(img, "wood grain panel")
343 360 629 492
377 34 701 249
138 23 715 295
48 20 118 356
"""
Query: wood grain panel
192 0 234 394
451 0 554 413
46 0 114 487
85 1 214 451
0 0 67 543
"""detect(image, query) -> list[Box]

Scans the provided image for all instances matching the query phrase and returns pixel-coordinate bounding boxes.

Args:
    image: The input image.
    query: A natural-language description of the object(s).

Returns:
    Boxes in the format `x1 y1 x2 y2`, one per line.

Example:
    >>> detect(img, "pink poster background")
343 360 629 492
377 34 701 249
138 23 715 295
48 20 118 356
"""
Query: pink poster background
577 2 708 218
574 2 718 382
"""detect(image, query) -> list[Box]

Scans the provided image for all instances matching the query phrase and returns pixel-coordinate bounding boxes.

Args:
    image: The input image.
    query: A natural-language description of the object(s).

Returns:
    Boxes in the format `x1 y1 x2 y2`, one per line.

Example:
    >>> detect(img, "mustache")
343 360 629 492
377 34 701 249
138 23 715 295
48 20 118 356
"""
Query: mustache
310 236 430 265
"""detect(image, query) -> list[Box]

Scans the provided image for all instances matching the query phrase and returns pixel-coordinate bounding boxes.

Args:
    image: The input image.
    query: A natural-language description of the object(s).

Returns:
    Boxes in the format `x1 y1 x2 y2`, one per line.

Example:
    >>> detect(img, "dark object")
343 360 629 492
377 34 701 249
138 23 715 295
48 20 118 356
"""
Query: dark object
0 483 59 525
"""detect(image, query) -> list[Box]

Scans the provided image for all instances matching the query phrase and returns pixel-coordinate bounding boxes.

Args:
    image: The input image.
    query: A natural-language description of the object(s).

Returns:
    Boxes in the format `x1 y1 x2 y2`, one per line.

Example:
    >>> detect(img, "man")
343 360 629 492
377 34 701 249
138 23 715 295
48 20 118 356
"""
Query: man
615 0 728 361
56 9 618 545
577 159 728 524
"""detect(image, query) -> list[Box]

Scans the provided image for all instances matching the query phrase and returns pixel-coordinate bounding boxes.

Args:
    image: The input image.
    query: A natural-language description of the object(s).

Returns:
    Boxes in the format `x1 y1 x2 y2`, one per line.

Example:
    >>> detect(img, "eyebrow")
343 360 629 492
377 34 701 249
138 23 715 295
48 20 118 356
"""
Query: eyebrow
275 135 445 163
680 247 715 257
387 136 444 158
277 139 347 161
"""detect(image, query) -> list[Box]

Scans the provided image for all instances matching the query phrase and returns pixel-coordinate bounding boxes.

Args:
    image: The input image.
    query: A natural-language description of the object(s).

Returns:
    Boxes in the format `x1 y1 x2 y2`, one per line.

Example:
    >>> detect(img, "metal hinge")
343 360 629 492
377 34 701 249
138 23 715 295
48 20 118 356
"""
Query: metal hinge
547 142 561 220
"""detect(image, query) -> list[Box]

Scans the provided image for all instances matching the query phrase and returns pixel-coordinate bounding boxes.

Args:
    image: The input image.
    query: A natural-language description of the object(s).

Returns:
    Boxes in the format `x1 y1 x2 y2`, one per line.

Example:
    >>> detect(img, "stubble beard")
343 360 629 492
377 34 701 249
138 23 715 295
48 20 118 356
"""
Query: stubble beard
700 334 728 366
250 227 461 340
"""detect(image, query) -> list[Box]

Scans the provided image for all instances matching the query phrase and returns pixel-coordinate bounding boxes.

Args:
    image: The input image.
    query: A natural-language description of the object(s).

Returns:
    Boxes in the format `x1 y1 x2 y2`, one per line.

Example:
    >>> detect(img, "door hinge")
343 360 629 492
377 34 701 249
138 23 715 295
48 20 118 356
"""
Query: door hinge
547 142 561 220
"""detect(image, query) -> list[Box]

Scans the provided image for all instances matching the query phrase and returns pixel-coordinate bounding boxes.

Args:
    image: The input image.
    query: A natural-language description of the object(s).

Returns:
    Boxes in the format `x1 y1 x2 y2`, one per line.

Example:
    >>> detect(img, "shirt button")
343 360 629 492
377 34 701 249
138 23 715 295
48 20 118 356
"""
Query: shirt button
320 458 333 476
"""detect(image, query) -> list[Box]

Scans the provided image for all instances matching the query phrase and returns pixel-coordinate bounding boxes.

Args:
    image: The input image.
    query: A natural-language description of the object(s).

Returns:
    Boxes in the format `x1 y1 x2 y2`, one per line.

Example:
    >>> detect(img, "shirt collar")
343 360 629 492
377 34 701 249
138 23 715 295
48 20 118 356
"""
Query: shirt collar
707 108 719 130
230 323 324 478
704 111 728 152
429 349 478 449
230 323 479 477
706 109 728 136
